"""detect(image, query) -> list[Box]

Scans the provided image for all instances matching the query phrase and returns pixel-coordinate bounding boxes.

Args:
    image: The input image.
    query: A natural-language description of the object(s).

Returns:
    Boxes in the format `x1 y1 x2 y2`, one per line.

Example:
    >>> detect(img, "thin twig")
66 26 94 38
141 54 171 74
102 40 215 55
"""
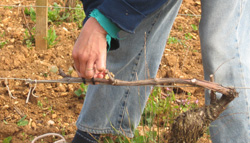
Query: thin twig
4 79 17 99
13 105 25 117
26 81 38 103
21 8 33 38
213 57 235 75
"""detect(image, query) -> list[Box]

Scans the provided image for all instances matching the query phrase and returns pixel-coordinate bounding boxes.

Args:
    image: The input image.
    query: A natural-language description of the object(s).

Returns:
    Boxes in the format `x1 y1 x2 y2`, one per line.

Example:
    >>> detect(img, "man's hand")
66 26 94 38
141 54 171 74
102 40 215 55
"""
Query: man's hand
72 17 107 79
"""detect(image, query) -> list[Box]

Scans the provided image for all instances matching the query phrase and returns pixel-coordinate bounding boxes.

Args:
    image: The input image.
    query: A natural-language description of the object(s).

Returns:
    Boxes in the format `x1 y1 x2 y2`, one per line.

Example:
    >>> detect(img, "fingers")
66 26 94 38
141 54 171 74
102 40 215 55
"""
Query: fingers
96 53 106 72
72 17 108 79
73 53 106 79
85 59 95 78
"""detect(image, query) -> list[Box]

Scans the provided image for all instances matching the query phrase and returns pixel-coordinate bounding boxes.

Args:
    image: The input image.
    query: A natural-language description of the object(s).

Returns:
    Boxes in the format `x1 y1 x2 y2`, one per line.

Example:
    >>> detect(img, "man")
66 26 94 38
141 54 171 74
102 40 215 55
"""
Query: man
72 0 250 142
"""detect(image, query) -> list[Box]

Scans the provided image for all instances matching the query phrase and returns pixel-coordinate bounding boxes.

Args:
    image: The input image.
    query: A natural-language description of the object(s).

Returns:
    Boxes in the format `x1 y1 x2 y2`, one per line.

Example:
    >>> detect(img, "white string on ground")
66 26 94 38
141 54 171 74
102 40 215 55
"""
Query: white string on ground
25 85 32 103
25 79 38 103
31 80 39 97
31 133 67 143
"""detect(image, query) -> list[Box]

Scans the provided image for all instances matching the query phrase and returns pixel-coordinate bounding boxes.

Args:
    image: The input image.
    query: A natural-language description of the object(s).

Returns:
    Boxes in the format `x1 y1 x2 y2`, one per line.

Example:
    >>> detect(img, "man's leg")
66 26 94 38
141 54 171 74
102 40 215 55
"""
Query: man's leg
200 0 250 142
75 0 183 138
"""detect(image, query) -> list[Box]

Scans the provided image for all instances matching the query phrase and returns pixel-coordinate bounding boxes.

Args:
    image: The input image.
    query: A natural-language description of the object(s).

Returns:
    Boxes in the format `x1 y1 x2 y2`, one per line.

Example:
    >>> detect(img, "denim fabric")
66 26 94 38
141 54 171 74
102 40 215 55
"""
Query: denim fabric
76 0 183 138
199 0 250 142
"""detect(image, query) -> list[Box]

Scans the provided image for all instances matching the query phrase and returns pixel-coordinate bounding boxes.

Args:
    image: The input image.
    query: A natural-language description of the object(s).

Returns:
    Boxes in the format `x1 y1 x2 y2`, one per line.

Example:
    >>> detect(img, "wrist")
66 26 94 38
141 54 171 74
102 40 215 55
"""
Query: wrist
88 17 107 36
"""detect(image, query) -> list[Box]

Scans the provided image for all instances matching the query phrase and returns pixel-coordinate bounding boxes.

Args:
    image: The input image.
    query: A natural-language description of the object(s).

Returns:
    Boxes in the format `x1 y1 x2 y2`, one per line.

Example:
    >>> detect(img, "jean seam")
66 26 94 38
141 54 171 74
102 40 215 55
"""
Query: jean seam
237 0 250 139
117 49 143 133
116 7 164 133
76 124 134 137
146 6 163 40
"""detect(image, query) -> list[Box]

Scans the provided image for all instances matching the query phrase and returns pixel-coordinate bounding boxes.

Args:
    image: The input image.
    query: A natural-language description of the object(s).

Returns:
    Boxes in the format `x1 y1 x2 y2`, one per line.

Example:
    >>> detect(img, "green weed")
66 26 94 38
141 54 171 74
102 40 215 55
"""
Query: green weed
17 115 29 126
74 83 88 97
3 136 12 143
191 24 198 31
49 106 54 114
44 27 58 49
168 37 180 44
48 2 70 23
184 33 193 40
68 66 74 75
71 4 86 28
22 132 27 141
48 2 61 22
3 120 8 124
1 31 5 37
61 127 66 136
24 2 85 27
37 100 43 108
131 130 145 142
4 6 13 10
24 7 36 22
23 28 35 49
0 41 8 49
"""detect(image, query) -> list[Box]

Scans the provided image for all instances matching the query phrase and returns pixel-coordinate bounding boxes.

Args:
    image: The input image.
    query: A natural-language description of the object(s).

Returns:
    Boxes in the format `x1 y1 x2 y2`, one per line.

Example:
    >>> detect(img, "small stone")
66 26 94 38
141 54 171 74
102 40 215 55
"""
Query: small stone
60 92 68 97
2 105 9 110
52 114 57 119
37 123 42 127
47 120 55 126
68 84 74 92
7 45 14 48
47 85 52 89
58 84 66 92
63 27 68 32
31 122 36 129
64 123 69 126
2 18 10 23
195 1 201 5
10 39 15 43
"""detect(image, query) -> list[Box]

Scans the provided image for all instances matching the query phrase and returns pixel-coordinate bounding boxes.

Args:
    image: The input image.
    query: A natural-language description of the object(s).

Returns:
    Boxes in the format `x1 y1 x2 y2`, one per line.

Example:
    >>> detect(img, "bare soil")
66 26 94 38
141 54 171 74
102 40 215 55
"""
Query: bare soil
0 0 210 142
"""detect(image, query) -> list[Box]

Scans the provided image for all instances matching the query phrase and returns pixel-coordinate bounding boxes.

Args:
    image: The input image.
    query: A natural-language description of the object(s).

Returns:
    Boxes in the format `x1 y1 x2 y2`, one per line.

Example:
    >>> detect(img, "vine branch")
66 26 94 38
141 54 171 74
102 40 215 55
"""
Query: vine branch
25 70 238 98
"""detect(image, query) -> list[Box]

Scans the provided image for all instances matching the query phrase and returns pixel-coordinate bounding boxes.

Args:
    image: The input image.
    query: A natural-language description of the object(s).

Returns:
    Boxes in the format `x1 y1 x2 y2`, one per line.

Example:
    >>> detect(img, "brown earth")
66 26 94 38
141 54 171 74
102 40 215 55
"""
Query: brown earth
0 0 211 142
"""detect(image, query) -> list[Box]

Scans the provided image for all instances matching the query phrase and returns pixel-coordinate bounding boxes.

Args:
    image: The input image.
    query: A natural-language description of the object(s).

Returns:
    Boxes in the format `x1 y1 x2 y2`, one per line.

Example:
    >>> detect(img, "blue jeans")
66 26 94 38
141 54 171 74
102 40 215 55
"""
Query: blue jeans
76 0 250 142
76 0 183 138
200 0 250 142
